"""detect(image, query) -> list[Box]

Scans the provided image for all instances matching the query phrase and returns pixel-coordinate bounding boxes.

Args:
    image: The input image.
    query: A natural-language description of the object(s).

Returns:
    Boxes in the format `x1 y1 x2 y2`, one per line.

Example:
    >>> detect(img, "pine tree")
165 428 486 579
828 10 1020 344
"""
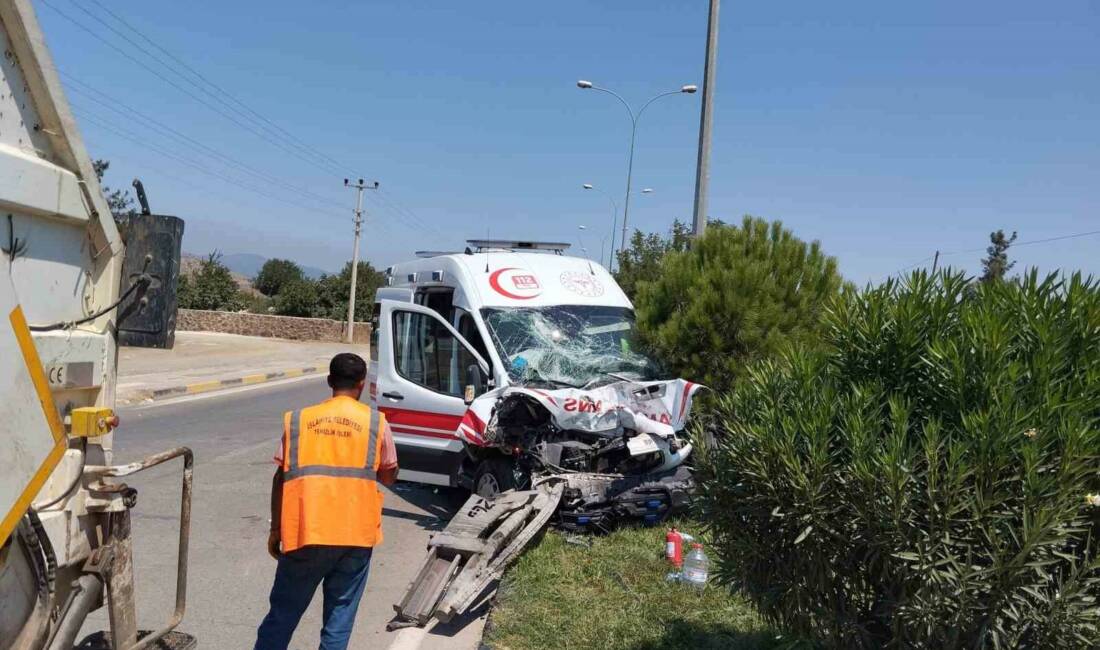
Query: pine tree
980 229 1017 283
634 216 845 394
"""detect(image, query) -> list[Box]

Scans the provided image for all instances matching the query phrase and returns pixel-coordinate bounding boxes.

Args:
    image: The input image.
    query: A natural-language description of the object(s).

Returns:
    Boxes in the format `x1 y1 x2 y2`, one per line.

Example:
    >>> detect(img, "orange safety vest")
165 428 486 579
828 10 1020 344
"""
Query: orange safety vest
280 396 386 552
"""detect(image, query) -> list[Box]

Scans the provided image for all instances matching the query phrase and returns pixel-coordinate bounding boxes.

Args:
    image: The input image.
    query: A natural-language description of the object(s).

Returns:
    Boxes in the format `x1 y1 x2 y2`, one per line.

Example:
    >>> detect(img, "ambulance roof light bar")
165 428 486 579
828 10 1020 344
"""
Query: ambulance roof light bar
414 251 462 258
466 239 572 254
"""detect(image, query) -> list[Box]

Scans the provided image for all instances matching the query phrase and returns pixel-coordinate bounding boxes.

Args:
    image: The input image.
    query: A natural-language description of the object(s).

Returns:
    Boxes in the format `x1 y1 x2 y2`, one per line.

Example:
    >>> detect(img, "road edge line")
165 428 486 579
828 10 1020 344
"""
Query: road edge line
126 366 323 404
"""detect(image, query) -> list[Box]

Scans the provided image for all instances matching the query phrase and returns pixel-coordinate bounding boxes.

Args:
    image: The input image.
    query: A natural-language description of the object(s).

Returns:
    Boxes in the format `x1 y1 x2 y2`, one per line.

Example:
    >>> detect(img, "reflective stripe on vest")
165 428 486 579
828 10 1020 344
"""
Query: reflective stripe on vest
284 407 382 481
280 401 386 551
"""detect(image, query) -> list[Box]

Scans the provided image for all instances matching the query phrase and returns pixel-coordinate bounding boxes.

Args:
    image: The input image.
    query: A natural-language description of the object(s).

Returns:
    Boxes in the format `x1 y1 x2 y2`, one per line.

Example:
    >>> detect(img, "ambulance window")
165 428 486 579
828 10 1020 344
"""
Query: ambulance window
417 289 454 320
455 309 489 363
370 303 380 363
392 310 476 398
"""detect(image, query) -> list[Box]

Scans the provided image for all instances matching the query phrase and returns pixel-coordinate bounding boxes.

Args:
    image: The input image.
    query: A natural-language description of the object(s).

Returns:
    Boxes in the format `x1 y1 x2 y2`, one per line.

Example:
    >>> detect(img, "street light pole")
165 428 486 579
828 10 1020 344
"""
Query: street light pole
577 81 696 264
582 183 618 269
691 0 720 237
583 183 655 271
343 178 378 343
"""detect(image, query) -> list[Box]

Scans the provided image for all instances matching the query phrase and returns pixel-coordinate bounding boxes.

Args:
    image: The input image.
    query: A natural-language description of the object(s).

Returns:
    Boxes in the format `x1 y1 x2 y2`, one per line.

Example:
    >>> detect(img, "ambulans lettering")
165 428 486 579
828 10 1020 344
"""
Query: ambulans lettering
562 397 603 413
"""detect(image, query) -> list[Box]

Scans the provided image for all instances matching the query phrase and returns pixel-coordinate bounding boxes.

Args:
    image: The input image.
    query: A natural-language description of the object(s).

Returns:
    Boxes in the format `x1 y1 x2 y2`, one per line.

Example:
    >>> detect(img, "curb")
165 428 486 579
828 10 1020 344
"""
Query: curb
131 366 323 403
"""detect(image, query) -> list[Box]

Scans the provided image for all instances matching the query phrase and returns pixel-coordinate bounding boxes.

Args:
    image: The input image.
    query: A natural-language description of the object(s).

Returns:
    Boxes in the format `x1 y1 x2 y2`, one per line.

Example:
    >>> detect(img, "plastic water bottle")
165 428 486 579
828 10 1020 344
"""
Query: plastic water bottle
682 543 709 591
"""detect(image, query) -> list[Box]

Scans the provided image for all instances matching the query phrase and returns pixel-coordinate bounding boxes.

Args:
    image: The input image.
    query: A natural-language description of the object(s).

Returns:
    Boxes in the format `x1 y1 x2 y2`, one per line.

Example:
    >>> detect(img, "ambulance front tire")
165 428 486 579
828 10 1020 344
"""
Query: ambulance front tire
474 458 524 499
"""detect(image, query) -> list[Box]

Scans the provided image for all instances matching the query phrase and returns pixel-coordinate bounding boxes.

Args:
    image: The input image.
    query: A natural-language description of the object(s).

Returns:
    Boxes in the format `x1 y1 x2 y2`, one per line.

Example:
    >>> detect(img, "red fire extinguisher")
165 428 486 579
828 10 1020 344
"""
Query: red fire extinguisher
666 528 684 567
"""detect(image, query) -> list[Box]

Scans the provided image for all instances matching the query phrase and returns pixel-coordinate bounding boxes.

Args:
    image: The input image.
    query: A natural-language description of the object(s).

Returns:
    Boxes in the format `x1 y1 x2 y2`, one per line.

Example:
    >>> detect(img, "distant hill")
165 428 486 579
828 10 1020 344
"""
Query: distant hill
183 252 331 280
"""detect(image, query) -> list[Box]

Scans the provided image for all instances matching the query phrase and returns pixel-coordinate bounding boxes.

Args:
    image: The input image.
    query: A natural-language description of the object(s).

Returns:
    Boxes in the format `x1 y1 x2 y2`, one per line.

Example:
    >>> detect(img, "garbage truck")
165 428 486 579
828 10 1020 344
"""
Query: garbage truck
0 1 191 648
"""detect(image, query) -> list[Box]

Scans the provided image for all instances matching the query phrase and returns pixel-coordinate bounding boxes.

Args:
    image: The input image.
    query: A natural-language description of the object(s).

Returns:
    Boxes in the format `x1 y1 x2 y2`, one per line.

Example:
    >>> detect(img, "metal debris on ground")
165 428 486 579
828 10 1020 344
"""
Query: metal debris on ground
390 481 564 629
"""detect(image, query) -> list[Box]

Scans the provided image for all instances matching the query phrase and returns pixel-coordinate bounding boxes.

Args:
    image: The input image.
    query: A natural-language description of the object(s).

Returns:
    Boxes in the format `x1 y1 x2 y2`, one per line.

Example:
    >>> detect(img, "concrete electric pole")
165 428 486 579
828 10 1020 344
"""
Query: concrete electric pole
343 178 379 343
691 0 720 237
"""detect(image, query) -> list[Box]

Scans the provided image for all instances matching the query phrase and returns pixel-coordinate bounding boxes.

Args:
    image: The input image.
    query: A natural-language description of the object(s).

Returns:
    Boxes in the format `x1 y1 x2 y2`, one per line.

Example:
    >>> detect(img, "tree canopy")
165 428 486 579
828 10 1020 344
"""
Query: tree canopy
274 278 320 317
980 229 1018 283
254 258 304 297
613 219 692 300
178 252 241 311
92 159 137 222
633 216 845 394
315 261 386 322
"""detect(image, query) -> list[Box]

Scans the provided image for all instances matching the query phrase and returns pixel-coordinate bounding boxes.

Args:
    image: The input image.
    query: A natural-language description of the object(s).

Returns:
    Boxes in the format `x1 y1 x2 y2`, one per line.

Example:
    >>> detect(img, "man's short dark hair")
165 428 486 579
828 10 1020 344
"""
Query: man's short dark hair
329 353 367 390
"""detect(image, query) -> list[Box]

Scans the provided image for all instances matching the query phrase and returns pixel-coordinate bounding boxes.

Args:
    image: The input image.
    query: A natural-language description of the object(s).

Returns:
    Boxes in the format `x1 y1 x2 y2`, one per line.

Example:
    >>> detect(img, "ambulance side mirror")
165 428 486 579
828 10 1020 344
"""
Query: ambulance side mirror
465 364 486 405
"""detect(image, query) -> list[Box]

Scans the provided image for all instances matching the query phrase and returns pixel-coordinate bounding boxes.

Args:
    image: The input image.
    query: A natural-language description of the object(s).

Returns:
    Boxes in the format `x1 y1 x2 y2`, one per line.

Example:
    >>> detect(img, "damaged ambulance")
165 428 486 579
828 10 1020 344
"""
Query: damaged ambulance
370 240 702 532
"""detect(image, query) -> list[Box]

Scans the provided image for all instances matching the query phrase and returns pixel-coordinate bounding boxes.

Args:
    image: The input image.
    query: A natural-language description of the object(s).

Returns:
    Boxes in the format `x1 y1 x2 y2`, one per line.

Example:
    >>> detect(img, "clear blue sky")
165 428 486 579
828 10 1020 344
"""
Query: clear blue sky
36 0 1099 283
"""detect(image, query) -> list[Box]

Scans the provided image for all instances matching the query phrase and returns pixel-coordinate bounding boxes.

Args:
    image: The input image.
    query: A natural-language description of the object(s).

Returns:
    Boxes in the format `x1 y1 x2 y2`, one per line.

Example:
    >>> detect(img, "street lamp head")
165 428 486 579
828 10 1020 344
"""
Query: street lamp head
641 188 654 194
578 225 587 230
582 183 594 190
577 80 593 89
681 84 698 94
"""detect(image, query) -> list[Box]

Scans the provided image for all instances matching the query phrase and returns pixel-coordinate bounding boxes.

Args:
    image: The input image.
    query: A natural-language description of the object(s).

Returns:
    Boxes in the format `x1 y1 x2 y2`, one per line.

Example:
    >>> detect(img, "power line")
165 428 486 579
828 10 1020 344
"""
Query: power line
62 75 348 212
891 229 1100 277
40 0 348 177
74 107 352 221
84 0 357 177
44 0 447 243
56 68 442 238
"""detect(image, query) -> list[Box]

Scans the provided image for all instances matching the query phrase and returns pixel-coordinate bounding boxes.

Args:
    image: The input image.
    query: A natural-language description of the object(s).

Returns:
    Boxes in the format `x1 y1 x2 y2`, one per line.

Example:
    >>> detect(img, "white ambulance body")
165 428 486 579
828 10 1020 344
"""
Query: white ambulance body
369 240 694 491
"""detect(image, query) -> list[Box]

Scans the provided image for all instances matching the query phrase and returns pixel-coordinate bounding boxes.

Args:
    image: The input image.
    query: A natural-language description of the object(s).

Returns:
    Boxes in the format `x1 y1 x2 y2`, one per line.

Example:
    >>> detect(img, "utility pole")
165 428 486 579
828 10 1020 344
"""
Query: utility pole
691 0 720 237
343 178 378 343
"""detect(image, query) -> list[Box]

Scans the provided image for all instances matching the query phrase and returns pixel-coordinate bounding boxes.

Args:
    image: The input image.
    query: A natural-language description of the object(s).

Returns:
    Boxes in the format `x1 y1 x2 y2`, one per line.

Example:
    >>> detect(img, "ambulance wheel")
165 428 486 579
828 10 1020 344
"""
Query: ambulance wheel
474 458 524 498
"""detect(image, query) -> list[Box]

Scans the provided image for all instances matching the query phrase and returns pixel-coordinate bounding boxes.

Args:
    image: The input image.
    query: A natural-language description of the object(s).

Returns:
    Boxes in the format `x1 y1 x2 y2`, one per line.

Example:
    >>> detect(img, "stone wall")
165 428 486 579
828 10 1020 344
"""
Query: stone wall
178 309 371 344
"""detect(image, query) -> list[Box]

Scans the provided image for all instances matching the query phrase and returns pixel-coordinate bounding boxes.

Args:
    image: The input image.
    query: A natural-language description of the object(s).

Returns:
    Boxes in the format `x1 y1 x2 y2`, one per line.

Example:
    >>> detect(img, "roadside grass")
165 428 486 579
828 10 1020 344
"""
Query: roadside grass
484 521 780 650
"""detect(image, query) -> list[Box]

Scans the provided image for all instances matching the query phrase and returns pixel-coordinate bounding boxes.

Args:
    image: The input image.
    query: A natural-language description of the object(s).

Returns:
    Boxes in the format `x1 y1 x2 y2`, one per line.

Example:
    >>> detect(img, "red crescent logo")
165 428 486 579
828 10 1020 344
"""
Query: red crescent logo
489 267 540 300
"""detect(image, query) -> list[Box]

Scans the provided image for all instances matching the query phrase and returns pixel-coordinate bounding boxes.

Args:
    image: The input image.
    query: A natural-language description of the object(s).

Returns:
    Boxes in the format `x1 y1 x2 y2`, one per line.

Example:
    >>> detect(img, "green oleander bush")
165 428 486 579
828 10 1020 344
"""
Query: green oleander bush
700 270 1100 649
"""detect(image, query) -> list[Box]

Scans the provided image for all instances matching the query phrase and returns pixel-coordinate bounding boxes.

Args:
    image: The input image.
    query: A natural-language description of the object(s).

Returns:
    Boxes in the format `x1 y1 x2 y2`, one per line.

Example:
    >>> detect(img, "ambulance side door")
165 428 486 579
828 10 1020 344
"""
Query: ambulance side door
375 299 490 485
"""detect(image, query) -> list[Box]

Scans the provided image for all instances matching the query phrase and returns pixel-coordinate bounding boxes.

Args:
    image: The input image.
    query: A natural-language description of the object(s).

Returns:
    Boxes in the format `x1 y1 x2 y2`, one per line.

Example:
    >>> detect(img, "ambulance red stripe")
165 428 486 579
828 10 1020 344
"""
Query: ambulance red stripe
380 407 463 432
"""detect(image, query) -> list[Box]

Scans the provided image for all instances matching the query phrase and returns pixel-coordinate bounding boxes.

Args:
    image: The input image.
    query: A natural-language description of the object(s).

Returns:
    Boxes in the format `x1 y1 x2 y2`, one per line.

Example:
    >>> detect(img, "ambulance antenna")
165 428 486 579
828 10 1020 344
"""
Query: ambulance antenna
484 226 491 273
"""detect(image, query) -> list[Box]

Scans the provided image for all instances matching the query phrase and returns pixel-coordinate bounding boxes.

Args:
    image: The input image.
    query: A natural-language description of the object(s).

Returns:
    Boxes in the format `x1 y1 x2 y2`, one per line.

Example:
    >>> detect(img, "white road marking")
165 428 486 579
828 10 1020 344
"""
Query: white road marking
123 373 322 411
386 626 428 650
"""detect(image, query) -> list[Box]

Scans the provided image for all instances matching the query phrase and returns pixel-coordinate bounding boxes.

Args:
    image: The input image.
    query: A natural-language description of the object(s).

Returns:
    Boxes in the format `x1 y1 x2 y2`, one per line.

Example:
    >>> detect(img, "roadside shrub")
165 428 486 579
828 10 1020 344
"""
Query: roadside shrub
634 216 844 395
236 290 272 314
254 258 304 296
178 252 242 311
699 270 1100 649
274 279 320 317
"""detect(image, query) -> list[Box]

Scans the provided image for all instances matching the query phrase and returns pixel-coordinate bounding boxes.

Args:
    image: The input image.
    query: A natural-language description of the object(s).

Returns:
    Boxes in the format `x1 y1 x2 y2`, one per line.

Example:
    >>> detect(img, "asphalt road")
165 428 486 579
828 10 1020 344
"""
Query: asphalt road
78 377 488 649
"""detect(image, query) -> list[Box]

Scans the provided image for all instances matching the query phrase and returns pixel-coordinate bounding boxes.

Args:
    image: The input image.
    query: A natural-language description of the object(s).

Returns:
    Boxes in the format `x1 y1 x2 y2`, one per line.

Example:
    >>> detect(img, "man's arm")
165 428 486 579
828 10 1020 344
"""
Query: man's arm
270 468 283 528
376 417 399 486
377 465 398 486
268 468 283 559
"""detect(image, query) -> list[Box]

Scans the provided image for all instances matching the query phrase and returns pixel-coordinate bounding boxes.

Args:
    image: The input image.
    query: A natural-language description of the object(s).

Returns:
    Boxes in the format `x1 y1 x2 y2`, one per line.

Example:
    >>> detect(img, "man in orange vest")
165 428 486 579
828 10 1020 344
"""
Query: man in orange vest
254 352 398 650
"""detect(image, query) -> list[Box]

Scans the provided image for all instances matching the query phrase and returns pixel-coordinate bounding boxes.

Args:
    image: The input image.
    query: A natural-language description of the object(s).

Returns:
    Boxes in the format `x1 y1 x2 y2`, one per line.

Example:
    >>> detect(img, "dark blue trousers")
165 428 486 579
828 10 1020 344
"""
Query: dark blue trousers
254 545 373 650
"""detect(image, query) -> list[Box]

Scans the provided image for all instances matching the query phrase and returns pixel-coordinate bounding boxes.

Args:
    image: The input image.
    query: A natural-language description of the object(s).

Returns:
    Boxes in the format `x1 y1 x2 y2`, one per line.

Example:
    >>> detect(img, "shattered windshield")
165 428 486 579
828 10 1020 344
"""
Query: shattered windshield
481 305 664 388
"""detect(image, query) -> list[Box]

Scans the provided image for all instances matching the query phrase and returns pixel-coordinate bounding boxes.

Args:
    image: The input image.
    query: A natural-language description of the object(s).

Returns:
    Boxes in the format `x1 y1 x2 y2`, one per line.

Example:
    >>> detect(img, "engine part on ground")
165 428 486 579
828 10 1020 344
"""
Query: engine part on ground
556 466 695 535
391 481 565 628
